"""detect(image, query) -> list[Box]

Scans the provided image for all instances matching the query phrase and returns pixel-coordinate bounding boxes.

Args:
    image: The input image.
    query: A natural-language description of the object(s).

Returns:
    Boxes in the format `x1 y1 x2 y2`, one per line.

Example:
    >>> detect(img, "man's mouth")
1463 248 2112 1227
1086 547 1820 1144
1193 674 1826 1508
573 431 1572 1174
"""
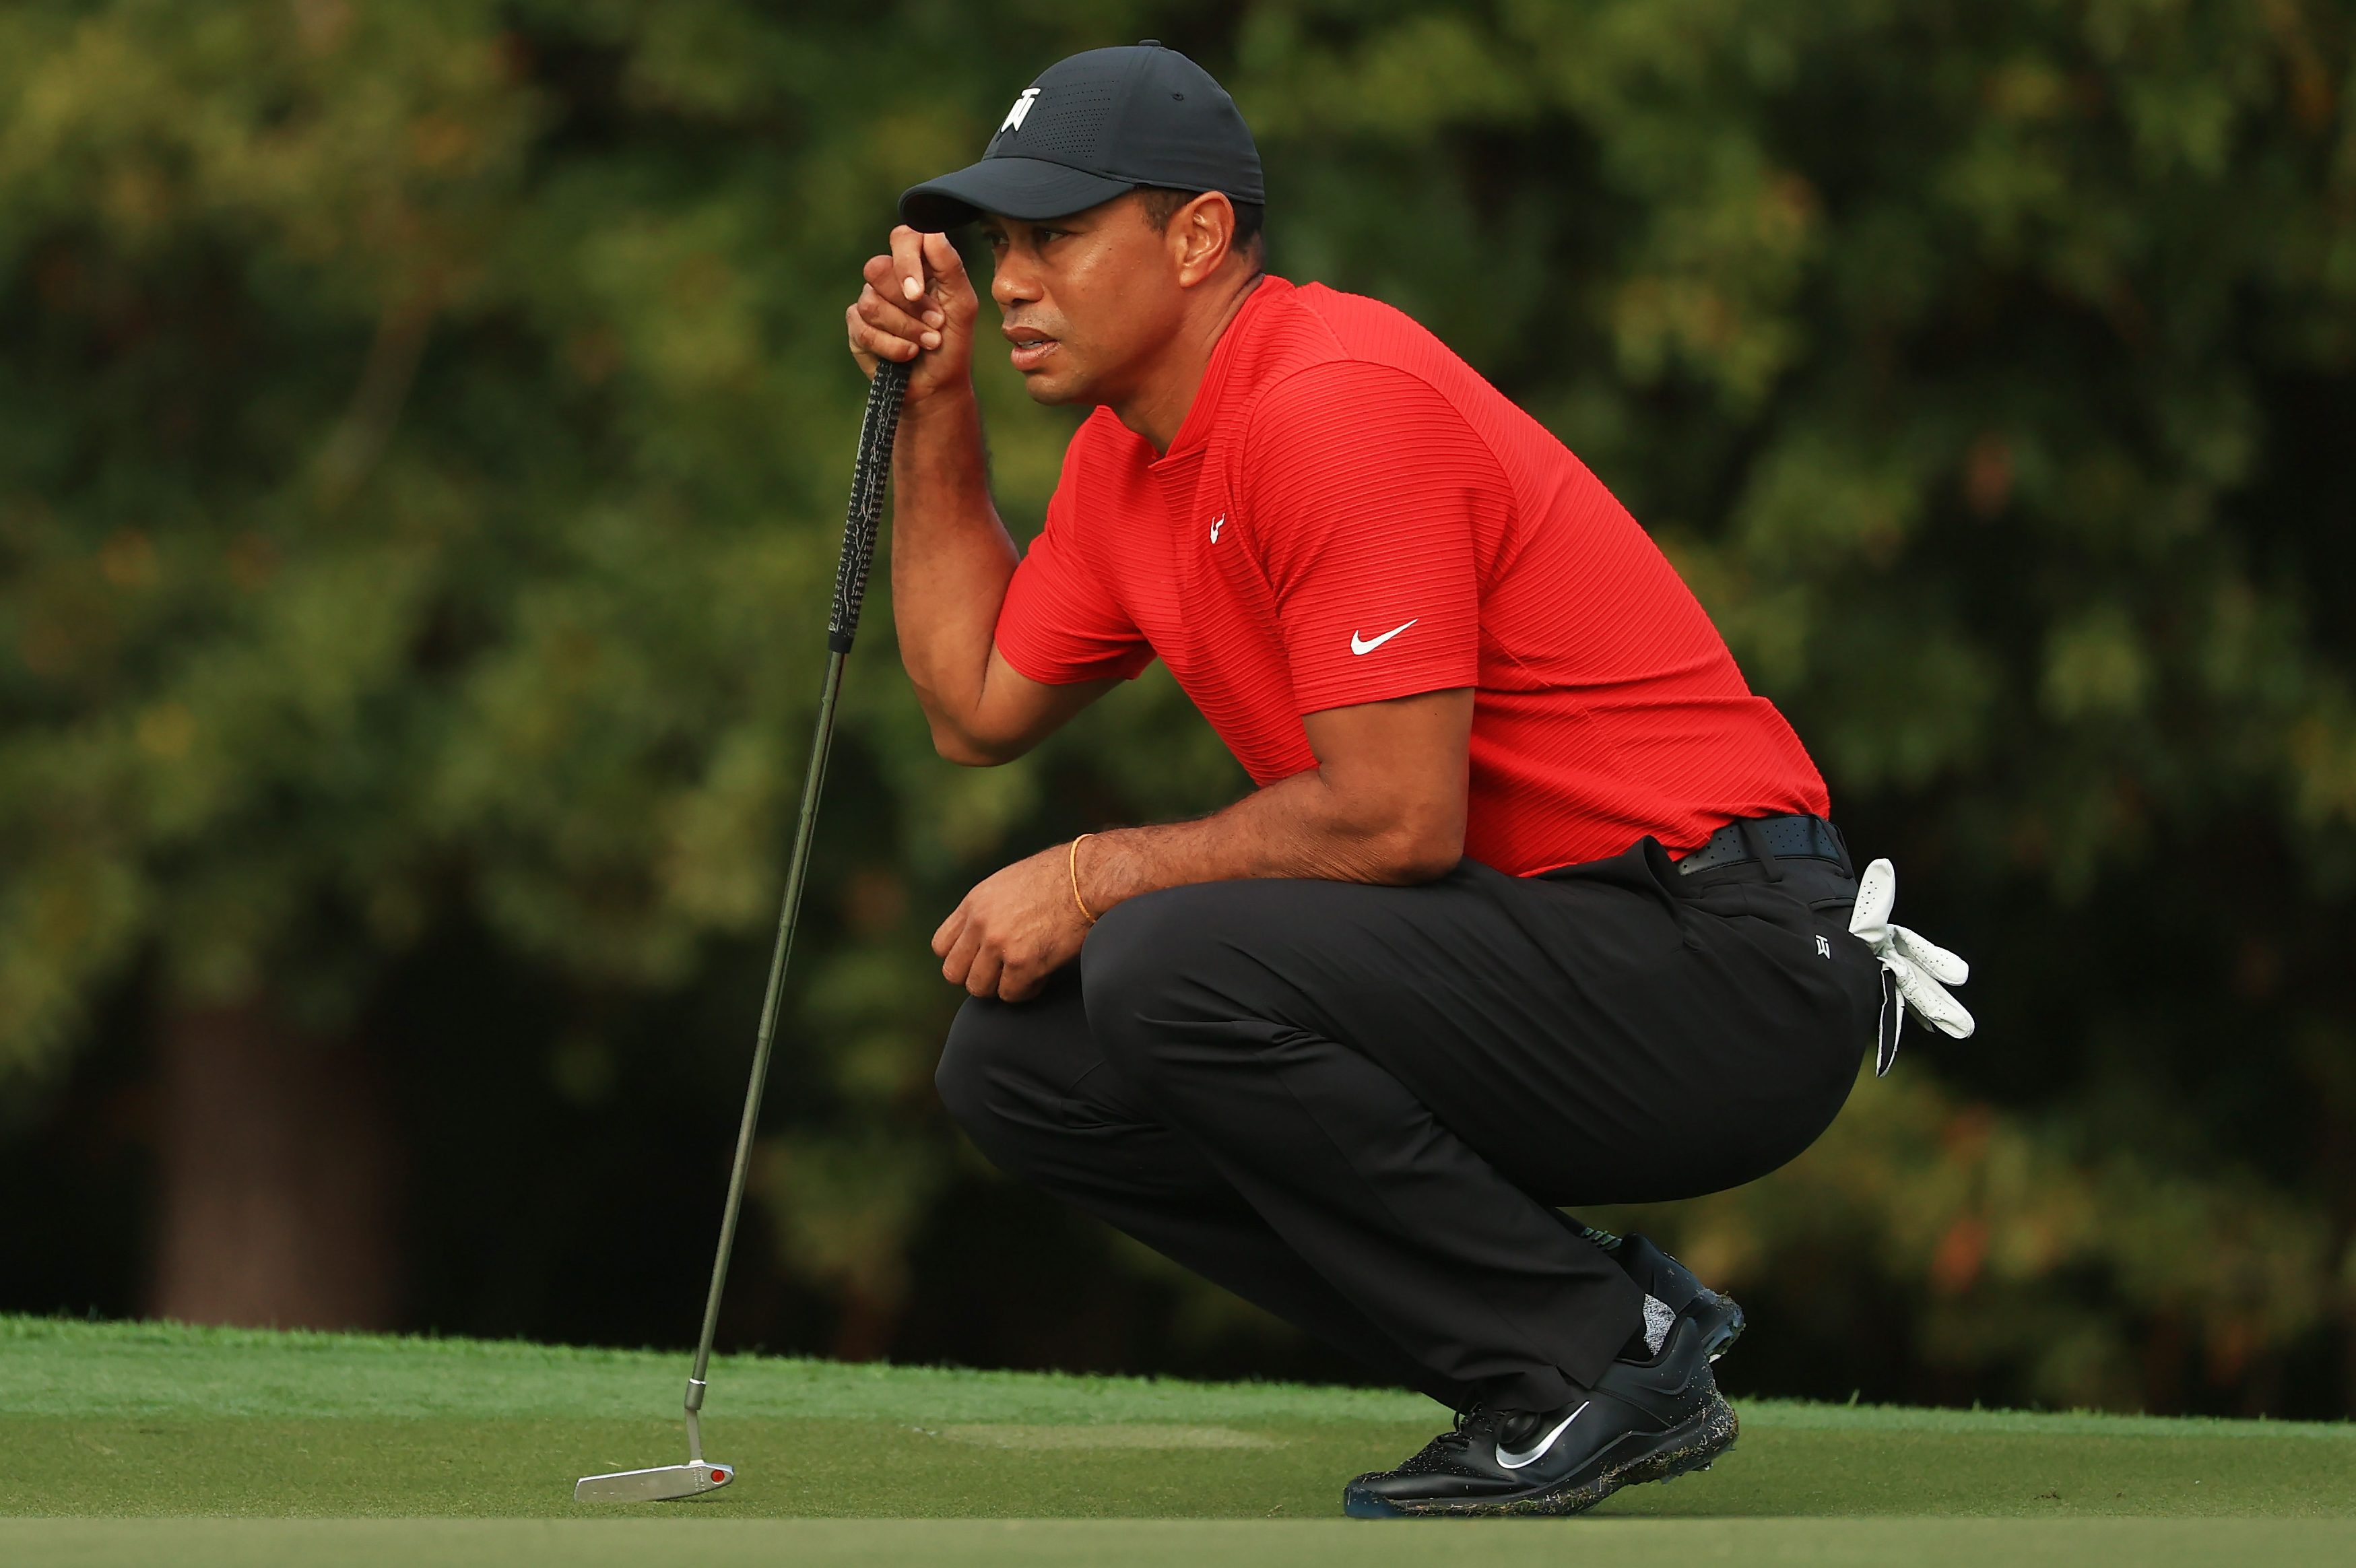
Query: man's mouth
1003 325 1059 372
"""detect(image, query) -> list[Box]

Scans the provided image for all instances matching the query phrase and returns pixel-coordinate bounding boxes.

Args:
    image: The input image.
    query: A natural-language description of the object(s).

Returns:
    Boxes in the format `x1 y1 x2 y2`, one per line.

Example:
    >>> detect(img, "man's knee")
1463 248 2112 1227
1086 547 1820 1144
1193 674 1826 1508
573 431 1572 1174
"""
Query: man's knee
934 998 1022 1148
1082 888 1180 1024
1082 885 1235 1077
934 973 1111 1180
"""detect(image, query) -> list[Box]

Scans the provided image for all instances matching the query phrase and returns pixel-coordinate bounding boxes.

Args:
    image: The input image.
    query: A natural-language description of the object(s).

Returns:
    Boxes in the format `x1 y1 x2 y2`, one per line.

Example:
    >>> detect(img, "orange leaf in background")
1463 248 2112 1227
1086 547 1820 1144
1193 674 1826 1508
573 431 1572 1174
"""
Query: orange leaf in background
1932 1216 1990 1295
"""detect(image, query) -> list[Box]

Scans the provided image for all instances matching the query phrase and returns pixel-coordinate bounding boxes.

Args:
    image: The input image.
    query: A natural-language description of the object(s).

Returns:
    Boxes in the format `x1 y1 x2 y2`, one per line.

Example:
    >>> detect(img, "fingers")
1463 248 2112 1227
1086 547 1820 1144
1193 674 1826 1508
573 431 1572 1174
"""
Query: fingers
934 903 972 987
863 253 948 323
940 923 981 990
889 225 931 306
861 282 939 345
845 302 890 371
940 907 1013 999
938 914 1020 1000
847 282 938 363
880 228 973 310
920 229 969 293
851 234 967 379
932 903 967 960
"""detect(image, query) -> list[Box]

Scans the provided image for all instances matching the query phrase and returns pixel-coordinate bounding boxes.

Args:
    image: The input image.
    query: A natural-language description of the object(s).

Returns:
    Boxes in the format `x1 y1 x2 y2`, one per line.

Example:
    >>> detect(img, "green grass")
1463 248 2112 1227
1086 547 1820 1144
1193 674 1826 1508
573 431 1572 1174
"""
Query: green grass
4 1315 2350 1565
6 1520 2356 1568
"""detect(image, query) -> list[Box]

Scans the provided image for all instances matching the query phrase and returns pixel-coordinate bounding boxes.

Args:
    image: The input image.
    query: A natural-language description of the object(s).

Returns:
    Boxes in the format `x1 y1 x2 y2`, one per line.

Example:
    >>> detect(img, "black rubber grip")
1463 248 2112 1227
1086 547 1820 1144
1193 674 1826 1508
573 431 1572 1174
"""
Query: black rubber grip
827 357 911 653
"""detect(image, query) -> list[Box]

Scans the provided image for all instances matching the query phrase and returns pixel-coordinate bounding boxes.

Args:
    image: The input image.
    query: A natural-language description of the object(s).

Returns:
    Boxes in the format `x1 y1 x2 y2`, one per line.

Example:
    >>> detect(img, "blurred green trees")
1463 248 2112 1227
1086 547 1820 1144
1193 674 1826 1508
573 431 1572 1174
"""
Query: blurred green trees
1 0 2351 1413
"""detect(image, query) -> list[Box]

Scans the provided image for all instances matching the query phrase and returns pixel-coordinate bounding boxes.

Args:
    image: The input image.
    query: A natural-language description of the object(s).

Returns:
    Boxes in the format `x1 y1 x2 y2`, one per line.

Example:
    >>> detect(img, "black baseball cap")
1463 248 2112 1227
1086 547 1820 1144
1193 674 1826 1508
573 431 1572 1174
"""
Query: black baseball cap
898 42 1263 232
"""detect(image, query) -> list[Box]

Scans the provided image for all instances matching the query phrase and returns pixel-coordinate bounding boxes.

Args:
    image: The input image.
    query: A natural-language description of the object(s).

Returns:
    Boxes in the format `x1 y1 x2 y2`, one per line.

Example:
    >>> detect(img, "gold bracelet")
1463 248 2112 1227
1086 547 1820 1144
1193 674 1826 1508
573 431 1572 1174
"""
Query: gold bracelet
1068 833 1100 925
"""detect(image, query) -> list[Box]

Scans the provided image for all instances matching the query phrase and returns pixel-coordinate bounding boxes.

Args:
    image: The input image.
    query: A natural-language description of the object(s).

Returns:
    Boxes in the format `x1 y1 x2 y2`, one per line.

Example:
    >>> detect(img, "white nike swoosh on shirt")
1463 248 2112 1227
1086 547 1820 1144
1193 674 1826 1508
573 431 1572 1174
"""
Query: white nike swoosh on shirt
1495 1402 1586 1470
1350 618 1418 655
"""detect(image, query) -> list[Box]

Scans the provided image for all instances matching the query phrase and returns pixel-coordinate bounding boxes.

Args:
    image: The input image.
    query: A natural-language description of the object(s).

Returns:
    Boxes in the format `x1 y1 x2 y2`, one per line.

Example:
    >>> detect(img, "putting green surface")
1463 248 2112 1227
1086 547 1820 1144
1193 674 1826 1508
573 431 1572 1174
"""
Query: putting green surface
6 1519 2355 1568
4 1317 2350 1565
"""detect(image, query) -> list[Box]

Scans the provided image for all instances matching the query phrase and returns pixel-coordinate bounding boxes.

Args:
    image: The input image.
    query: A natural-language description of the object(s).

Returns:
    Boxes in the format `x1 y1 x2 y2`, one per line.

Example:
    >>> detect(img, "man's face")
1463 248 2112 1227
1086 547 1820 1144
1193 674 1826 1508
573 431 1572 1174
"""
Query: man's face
977 195 1188 408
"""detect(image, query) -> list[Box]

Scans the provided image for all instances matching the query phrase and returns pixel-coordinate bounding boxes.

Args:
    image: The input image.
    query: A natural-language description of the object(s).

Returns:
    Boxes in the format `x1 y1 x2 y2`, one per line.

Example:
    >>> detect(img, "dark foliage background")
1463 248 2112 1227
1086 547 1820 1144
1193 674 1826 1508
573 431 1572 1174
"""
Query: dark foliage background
3 0 2353 1418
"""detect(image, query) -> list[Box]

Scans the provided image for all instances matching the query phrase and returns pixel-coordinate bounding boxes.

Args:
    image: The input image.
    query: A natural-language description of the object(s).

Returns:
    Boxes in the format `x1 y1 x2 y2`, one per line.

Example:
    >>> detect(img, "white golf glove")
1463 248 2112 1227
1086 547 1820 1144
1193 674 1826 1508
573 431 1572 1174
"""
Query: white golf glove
1848 857 1973 1074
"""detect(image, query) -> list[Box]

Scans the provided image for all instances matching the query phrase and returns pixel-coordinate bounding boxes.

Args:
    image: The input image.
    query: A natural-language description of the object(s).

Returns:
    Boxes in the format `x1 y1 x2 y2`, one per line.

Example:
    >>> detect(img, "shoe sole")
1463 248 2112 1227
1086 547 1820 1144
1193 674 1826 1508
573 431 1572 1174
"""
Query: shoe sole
1341 1390 1739 1519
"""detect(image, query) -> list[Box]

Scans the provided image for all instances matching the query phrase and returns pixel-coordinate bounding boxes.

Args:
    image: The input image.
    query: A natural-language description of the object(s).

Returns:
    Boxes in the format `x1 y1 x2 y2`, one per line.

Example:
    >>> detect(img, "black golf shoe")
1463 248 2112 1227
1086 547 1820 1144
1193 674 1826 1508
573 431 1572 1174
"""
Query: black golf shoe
1340 1309 1737 1518
1605 1232 1746 1362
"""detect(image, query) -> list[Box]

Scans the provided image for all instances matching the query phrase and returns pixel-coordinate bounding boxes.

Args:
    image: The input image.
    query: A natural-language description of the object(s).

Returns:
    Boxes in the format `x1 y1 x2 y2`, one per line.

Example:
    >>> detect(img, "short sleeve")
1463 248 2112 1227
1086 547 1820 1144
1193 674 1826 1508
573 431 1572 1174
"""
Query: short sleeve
993 483 1155 686
1242 362 1497 715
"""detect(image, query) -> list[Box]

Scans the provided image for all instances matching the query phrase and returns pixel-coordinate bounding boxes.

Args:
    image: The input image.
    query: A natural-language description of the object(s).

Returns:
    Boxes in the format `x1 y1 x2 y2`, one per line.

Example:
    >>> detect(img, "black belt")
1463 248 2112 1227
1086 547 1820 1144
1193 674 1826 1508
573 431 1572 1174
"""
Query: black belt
1675 813 1851 877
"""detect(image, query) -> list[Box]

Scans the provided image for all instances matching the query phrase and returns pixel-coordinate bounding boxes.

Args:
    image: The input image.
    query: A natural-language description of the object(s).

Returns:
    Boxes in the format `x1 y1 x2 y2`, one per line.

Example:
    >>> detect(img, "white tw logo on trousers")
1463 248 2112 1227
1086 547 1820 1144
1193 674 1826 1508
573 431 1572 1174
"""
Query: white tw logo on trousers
1000 88 1041 134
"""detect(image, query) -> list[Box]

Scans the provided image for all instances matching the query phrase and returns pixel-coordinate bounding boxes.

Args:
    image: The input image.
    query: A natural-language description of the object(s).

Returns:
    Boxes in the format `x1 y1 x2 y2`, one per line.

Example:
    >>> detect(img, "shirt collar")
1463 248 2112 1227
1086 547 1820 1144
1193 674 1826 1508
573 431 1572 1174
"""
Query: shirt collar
1152 274 1293 467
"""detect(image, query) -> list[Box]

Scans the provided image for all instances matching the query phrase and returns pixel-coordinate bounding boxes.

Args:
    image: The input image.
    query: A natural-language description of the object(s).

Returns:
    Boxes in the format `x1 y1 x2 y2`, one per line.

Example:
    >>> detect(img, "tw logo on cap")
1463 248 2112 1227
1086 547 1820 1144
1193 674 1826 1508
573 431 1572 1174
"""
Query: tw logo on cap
999 88 1040 135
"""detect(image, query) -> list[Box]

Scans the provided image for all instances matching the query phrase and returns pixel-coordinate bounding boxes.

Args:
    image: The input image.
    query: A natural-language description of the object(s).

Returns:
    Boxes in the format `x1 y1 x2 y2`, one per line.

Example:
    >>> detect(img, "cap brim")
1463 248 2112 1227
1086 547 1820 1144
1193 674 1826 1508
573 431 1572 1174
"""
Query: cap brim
898 157 1139 232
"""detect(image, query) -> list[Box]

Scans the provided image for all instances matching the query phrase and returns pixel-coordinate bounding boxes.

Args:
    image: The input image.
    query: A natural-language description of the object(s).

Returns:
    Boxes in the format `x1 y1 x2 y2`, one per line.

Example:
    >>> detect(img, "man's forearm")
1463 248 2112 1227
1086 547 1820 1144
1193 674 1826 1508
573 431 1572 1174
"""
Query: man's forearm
1078 766 1464 919
889 385 1016 750
934 690 1472 1001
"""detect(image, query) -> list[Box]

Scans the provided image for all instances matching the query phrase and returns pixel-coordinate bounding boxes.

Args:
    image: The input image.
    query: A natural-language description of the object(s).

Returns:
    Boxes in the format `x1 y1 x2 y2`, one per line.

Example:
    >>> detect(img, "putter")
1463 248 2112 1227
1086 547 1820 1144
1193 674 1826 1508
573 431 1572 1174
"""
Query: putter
577 356 911 1503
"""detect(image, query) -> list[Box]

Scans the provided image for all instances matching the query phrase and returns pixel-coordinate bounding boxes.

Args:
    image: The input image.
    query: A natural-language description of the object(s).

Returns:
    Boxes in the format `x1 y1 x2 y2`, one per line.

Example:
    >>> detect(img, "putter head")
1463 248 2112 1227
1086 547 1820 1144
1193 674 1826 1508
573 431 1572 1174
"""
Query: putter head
574 1461 735 1503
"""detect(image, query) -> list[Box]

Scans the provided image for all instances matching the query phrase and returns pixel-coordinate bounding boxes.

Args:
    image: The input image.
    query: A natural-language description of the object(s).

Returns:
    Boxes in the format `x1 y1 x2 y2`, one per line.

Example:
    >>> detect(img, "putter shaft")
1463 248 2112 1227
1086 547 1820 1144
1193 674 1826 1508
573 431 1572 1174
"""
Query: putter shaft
683 647 848 1462
659 357 909 1482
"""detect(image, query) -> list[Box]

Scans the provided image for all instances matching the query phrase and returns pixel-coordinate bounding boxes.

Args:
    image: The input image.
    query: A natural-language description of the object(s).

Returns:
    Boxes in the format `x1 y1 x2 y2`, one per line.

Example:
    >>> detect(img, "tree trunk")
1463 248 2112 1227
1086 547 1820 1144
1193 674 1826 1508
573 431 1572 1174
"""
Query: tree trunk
148 998 401 1330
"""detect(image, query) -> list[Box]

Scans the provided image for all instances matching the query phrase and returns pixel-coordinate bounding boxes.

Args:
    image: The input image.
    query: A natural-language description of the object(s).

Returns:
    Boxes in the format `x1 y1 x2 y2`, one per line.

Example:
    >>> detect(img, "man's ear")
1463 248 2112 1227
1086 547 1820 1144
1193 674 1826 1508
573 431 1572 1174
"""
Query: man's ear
1172 191 1235 287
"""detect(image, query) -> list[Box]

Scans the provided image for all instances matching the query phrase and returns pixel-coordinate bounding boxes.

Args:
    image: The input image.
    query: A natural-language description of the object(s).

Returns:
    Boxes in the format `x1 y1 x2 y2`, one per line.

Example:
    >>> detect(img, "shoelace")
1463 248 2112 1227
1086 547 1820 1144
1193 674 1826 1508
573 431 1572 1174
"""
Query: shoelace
1848 857 1974 1074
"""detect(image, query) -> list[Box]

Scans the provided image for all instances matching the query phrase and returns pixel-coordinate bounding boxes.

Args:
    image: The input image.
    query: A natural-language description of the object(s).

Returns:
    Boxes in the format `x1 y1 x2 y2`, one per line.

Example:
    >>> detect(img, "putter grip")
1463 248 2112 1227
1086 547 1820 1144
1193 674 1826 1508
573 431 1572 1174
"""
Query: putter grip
827 357 911 653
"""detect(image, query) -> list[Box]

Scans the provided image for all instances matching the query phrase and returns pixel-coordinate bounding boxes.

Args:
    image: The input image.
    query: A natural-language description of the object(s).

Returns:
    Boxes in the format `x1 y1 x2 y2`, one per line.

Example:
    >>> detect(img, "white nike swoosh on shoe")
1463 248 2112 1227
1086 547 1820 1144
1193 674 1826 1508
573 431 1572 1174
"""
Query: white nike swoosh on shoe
1495 1402 1586 1470
1350 618 1417 655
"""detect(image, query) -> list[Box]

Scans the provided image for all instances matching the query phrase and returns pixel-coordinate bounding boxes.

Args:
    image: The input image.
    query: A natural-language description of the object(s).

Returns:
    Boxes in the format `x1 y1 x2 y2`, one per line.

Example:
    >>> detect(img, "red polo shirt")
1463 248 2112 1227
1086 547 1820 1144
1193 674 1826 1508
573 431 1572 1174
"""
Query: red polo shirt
992 277 1829 875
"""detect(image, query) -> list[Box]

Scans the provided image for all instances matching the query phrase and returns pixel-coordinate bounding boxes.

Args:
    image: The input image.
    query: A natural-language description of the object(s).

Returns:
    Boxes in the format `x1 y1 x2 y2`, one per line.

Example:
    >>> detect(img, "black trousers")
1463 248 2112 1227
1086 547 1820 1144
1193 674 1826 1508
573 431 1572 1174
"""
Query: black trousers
935 835 1880 1413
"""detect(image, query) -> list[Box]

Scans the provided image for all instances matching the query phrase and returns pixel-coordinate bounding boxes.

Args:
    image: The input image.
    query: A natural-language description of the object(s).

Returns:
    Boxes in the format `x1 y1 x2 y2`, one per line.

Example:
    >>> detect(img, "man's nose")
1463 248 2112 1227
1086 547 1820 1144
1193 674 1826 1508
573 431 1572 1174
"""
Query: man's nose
991 257 1041 308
